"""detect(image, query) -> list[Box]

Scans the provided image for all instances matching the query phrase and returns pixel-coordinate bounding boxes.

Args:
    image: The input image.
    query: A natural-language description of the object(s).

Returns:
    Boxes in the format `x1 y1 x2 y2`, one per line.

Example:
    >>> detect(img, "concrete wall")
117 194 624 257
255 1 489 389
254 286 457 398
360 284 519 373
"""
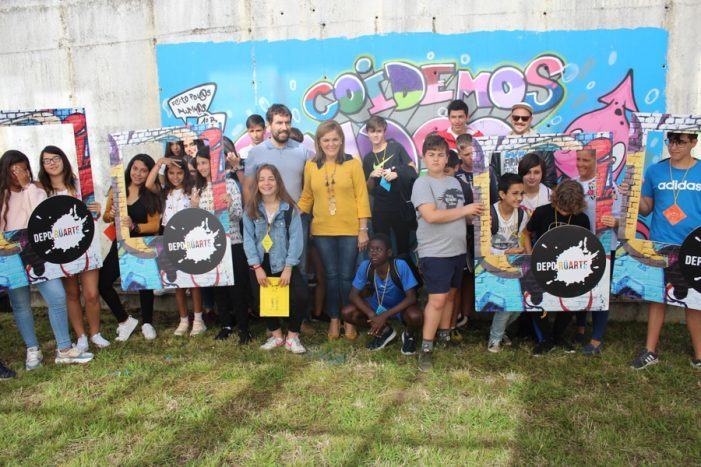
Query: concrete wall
0 0 700 204
2 0 700 322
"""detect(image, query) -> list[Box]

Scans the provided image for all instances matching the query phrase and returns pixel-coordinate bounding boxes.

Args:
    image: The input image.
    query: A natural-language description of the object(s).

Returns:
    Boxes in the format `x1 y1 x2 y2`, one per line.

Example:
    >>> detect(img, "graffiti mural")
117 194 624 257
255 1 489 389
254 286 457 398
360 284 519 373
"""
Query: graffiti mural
612 113 701 309
0 108 101 291
157 29 667 174
107 124 234 291
473 132 616 312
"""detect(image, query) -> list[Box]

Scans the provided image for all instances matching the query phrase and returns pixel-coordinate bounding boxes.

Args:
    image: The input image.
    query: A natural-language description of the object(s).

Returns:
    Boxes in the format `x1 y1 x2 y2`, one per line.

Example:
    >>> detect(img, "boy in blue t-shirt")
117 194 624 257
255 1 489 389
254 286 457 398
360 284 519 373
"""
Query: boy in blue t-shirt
631 131 701 371
342 234 422 355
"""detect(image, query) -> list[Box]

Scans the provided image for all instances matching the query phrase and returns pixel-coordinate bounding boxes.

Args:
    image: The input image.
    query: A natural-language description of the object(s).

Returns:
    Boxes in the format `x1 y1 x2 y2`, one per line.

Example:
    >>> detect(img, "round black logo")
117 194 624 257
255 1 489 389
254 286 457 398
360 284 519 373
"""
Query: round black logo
27 195 95 264
530 225 606 298
679 226 701 293
162 208 227 275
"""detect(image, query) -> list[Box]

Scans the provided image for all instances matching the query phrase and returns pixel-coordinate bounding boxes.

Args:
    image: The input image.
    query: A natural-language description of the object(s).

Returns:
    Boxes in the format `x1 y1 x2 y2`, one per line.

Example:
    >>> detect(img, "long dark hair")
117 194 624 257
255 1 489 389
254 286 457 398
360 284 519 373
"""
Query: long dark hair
0 150 34 228
125 154 161 215
37 145 78 196
163 158 193 198
194 146 211 195
245 164 297 220
164 140 184 159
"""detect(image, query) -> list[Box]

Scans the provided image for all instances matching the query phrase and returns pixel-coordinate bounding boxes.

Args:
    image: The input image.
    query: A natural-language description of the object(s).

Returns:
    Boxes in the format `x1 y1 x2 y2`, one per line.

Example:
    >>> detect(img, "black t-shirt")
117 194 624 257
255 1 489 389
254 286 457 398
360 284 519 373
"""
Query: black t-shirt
127 197 150 238
362 139 413 212
526 204 590 243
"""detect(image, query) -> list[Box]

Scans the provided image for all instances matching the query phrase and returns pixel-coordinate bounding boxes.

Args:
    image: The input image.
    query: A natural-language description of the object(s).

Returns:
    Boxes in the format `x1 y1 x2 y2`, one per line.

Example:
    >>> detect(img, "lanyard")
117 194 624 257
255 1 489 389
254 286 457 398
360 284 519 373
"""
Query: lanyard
668 159 693 205
374 267 390 308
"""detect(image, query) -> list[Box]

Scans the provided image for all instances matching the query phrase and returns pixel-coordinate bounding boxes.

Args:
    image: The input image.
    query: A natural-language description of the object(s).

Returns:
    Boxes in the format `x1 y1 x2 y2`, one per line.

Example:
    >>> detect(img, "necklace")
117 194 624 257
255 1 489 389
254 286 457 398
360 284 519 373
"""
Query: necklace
324 161 337 215
374 265 390 310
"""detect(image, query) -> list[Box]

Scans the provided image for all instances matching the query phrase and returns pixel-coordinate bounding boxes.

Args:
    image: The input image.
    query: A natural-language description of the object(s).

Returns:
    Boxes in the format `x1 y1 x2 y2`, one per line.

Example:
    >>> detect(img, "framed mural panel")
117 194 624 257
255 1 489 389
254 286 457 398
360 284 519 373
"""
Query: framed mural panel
612 112 701 308
107 124 234 291
0 108 101 291
472 132 616 312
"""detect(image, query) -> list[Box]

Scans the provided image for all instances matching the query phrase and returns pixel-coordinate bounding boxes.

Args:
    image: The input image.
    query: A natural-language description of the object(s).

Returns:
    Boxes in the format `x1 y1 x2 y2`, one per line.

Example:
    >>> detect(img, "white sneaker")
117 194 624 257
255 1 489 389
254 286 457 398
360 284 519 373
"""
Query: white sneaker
55 346 93 365
174 319 189 336
141 323 157 340
76 335 89 352
285 336 307 354
90 333 111 348
190 319 206 336
487 341 501 353
260 336 284 350
25 346 43 371
115 316 139 342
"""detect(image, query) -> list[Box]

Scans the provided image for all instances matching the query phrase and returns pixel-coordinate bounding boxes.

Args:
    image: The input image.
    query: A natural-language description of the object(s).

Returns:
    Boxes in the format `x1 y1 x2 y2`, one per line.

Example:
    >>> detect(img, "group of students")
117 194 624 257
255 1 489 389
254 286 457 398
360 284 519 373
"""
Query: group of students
0 100 699 379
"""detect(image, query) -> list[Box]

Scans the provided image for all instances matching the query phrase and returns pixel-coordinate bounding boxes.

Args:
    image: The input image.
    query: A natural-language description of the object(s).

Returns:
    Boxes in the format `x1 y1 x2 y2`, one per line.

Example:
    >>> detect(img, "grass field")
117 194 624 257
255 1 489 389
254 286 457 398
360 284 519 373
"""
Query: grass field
0 310 700 465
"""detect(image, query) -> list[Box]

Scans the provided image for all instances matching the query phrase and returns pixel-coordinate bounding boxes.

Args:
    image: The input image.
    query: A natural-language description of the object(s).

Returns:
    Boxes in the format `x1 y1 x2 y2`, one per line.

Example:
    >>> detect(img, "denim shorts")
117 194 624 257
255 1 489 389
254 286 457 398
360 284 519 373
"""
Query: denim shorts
419 254 466 295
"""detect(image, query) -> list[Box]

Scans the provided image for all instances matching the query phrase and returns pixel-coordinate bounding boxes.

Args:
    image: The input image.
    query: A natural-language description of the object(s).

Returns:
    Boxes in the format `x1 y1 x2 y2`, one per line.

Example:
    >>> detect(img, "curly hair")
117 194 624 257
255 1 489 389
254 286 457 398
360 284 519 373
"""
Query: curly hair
551 179 586 215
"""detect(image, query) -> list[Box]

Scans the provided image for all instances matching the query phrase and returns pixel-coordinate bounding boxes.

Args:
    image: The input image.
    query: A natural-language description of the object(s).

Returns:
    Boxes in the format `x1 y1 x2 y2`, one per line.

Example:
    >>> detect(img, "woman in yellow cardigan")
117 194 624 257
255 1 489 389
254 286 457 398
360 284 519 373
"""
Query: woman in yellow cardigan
299 121 371 339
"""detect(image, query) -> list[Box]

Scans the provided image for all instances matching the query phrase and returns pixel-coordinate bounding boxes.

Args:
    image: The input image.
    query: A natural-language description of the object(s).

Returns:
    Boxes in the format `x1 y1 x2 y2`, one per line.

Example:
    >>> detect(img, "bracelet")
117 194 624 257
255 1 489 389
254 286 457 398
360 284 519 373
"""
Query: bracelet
250 264 261 270
359 227 368 231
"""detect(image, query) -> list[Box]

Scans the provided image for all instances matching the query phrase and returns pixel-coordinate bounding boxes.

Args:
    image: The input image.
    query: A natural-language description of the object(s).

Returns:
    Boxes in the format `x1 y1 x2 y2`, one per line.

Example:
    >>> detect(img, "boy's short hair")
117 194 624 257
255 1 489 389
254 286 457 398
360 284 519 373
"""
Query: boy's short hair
576 148 596 159
265 104 292 124
667 131 698 142
422 133 449 155
498 173 523 194
447 99 469 116
456 133 473 150
447 151 461 169
289 127 304 143
518 152 547 178
551 179 586 215
365 116 387 132
245 114 265 129
369 233 392 250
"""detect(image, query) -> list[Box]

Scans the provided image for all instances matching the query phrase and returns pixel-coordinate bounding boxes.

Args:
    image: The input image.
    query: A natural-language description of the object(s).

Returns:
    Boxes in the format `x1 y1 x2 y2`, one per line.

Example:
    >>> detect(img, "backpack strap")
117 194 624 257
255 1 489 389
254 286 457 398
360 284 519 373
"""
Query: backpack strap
389 259 405 292
283 206 293 244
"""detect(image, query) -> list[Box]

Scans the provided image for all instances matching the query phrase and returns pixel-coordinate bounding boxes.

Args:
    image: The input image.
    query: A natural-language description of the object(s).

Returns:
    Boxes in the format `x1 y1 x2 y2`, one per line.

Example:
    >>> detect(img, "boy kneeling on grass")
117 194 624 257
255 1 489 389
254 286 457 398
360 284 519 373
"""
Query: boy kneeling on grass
342 234 423 354
411 134 484 372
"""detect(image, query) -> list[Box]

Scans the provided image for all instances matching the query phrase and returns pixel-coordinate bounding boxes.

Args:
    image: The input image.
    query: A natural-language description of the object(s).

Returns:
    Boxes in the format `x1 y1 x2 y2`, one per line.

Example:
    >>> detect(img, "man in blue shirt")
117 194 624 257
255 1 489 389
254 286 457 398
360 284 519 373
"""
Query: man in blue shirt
631 131 701 371
342 234 422 355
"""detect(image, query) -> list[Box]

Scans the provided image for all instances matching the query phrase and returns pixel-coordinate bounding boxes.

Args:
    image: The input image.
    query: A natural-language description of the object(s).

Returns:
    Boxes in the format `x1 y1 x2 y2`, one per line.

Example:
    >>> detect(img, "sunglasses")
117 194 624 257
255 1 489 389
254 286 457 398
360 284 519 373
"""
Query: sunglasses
511 115 531 122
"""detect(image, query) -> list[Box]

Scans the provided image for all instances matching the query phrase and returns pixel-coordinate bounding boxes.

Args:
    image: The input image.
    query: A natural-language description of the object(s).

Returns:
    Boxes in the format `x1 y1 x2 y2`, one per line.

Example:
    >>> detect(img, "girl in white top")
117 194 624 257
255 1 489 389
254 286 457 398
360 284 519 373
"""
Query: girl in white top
38 145 108 351
518 152 552 217
146 156 205 336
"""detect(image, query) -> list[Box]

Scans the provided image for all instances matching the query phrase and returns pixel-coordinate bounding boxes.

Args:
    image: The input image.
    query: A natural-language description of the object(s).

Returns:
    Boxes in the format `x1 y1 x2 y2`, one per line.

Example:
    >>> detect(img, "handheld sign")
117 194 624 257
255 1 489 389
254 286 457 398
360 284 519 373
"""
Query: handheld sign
27 195 95 264
679 226 701 294
162 208 227 275
260 277 290 317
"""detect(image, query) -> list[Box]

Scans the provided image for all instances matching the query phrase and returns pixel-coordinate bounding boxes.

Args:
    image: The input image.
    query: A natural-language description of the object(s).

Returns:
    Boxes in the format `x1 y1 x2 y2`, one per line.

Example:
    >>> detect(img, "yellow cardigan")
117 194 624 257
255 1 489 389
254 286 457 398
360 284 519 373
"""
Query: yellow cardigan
298 156 371 236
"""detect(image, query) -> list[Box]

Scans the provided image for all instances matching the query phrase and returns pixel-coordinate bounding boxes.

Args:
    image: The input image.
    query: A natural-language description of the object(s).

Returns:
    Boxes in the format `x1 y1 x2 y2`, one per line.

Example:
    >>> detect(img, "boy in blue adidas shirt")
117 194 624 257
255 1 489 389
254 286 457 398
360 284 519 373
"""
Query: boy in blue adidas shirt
631 131 701 371
342 234 423 355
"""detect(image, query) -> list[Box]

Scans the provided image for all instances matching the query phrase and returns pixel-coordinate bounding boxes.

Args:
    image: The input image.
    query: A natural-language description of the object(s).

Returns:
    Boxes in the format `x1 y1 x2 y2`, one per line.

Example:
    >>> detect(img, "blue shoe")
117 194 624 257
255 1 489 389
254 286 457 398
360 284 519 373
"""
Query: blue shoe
580 342 603 356
631 349 658 370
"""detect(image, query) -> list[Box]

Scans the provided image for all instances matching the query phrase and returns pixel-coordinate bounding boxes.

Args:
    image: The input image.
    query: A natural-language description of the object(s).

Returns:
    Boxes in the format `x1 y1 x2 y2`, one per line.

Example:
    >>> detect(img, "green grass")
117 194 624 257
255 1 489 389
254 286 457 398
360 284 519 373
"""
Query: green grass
0 311 700 465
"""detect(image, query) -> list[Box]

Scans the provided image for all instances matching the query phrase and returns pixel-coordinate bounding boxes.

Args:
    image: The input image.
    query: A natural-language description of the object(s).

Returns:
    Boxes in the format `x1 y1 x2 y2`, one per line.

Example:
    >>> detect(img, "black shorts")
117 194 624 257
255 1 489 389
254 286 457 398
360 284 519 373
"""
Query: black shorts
419 254 466 295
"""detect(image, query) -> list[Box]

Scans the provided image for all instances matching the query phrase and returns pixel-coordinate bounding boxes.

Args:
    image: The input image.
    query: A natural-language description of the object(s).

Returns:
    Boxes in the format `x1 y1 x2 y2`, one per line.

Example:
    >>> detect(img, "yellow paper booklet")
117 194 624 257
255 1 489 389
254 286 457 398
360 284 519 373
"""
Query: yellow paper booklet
259 277 290 317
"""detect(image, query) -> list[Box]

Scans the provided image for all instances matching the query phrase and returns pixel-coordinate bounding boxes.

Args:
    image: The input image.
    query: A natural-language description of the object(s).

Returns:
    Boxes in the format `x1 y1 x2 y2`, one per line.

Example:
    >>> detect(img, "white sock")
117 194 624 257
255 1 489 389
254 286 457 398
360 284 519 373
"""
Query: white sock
194 312 203 322
180 316 189 323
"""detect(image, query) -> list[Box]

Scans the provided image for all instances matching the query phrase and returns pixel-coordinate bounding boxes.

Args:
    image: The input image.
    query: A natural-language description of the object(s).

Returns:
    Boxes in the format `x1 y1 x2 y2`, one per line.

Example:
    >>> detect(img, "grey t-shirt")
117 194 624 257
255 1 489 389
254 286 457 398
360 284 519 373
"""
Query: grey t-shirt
411 174 467 258
244 139 312 201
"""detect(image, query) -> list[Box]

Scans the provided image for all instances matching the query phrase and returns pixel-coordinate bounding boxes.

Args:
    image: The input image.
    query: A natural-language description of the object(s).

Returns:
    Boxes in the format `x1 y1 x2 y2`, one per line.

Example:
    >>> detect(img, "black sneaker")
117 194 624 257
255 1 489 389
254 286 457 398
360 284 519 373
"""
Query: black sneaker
631 349 659 370
400 331 417 355
0 361 16 380
214 327 233 341
366 326 397 351
418 349 433 372
238 330 253 345
555 339 576 354
691 359 701 370
532 341 554 357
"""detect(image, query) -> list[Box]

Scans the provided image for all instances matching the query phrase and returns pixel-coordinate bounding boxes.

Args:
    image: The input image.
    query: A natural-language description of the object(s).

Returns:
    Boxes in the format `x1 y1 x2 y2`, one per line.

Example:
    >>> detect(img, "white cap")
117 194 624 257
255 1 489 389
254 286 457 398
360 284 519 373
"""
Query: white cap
511 102 534 114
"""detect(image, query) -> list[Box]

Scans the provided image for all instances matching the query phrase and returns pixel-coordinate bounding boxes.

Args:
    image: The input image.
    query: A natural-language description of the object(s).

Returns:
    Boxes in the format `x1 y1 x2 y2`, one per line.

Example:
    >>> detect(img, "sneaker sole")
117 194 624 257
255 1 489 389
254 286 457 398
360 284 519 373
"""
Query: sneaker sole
631 359 659 370
115 320 139 342
371 328 397 351
25 363 42 371
55 357 93 365
487 347 500 353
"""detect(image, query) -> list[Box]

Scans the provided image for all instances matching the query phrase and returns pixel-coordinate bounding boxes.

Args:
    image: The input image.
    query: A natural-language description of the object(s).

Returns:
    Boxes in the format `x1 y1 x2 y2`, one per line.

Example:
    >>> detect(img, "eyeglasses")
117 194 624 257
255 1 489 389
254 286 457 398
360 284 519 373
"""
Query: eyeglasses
664 139 691 147
42 156 62 165
511 115 531 122
368 247 387 253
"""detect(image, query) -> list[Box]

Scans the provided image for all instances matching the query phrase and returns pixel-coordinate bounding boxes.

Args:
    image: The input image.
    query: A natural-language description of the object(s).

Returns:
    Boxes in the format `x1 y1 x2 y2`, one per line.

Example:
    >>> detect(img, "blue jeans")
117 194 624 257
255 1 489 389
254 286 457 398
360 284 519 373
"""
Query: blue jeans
9 278 71 351
489 312 520 346
575 310 610 342
314 236 358 319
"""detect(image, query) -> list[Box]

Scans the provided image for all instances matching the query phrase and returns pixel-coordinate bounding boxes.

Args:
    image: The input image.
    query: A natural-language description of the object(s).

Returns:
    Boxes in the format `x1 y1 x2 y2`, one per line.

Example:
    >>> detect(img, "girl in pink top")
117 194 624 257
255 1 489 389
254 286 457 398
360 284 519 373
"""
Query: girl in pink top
38 145 108 351
0 150 92 370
